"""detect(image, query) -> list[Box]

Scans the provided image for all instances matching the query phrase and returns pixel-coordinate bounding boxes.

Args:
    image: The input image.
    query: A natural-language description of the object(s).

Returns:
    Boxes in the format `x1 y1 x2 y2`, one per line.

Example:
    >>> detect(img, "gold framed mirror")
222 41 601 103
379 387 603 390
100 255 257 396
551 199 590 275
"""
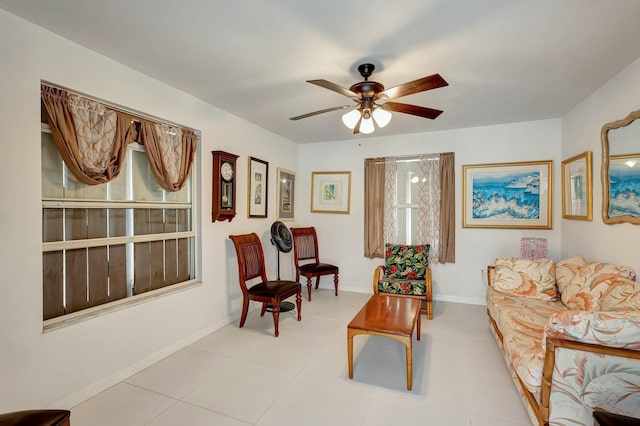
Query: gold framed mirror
601 109 640 224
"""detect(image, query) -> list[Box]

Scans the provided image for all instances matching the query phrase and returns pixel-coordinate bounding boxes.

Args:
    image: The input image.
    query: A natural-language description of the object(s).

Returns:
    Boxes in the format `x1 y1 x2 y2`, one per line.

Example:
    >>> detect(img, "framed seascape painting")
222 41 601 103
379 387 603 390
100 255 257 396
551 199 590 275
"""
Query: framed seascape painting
248 157 268 218
276 168 295 221
462 160 552 229
561 151 592 220
607 153 640 220
311 171 351 214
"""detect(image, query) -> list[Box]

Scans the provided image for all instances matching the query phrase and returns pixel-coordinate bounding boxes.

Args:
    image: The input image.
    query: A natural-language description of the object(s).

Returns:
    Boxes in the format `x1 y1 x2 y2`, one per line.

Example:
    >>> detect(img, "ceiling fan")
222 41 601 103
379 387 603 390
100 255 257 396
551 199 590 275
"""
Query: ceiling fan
289 63 448 135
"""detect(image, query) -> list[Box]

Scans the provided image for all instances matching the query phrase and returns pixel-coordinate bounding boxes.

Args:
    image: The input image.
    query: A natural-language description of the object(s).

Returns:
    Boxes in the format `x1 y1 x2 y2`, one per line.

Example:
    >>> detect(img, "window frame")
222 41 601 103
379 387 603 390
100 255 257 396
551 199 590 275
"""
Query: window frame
41 119 201 331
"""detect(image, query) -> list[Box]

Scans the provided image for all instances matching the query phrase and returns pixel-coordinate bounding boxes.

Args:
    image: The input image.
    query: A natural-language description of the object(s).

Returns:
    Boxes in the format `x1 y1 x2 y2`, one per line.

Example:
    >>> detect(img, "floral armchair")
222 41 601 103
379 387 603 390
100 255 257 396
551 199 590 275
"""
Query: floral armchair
373 243 433 319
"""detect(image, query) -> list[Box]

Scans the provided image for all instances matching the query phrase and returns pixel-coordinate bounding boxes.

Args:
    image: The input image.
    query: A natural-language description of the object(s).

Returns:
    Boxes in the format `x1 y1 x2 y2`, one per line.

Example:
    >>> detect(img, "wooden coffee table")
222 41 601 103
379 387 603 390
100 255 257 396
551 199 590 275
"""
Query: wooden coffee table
347 295 421 390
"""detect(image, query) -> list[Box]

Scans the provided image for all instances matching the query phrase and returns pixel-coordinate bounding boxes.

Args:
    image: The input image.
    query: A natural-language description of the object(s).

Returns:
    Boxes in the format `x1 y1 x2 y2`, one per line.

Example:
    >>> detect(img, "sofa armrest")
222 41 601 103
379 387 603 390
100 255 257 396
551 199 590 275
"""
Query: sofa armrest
538 311 640 424
372 265 385 294
540 337 640 424
544 310 640 350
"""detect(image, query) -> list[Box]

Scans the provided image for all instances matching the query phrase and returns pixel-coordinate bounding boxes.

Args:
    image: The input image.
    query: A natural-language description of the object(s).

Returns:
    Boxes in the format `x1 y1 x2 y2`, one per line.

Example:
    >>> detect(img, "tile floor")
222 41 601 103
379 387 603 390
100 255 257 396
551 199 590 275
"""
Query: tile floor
69 290 532 425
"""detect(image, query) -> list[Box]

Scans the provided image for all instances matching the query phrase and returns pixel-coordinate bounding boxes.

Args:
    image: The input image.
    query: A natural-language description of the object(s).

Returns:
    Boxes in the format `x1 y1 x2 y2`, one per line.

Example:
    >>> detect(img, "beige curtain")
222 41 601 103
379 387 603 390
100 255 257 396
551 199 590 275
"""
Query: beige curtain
439 152 455 263
41 85 137 185
364 158 385 258
383 158 398 245
140 121 197 192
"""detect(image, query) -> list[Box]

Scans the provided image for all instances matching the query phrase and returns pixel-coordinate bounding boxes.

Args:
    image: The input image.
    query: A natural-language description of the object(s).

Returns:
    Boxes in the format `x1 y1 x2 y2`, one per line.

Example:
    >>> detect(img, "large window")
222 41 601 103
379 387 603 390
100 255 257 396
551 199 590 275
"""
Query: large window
41 119 197 324
364 153 455 263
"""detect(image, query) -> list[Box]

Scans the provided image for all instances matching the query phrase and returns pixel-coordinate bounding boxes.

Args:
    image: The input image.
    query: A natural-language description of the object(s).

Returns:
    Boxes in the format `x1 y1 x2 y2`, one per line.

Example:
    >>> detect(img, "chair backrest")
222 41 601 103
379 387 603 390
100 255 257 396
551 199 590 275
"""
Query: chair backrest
290 227 320 265
229 233 268 289
384 243 430 280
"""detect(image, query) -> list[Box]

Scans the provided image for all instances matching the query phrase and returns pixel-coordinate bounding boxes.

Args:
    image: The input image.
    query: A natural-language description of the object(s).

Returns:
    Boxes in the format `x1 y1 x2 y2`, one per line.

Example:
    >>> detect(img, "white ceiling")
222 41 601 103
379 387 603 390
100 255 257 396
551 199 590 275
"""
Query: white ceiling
3 0 640 143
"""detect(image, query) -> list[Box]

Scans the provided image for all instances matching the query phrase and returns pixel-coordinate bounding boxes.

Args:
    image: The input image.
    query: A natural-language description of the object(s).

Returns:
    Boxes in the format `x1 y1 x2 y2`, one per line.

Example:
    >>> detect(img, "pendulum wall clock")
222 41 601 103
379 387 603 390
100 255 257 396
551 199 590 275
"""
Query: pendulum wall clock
212 150 239 222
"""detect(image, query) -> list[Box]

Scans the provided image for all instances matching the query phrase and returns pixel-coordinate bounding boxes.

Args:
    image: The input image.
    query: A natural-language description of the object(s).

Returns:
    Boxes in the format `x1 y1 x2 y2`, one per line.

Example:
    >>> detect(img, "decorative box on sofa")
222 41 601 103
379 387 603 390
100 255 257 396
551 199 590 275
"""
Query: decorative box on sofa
486 256 640 426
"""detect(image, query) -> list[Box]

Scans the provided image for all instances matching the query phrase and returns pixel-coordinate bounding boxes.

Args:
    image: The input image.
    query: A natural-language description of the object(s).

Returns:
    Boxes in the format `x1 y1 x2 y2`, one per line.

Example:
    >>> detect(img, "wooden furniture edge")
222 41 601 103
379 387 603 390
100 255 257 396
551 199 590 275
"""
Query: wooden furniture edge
487 265 495 287
372 265 384 294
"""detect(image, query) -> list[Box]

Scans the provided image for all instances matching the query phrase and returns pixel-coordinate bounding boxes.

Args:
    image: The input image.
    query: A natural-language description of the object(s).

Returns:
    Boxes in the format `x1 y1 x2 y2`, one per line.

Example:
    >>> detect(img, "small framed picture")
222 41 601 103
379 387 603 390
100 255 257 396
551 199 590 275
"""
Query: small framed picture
311 171 351 214
248 157 268 218
561 151 592 220
276 168 295 221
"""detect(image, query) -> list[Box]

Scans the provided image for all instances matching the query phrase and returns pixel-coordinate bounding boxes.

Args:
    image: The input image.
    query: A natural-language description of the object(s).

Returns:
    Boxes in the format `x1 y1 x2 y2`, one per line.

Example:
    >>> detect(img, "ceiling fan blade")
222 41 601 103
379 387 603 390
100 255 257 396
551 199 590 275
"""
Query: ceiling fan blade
378 74 448 100
383 102 443 119
289 105 352 121
353 117 361 134
307 79 359 98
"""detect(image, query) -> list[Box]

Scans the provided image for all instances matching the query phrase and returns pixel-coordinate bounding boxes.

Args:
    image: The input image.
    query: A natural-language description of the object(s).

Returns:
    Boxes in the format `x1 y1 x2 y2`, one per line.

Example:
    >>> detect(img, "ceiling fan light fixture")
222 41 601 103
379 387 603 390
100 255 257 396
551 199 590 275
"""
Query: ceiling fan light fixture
342 109 361 130
372 107 392 128
360 116 375 134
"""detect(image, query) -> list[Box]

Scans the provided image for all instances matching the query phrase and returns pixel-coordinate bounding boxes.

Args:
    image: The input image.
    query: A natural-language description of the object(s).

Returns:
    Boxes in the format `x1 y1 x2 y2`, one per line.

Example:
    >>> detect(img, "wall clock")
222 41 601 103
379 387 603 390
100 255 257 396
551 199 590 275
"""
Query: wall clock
212 150 239 222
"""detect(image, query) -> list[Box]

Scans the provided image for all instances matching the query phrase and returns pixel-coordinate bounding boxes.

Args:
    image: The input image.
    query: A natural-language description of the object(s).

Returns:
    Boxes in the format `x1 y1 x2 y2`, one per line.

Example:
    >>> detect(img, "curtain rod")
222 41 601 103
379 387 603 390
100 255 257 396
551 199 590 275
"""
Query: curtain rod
365 152 453 164
41 80 201 137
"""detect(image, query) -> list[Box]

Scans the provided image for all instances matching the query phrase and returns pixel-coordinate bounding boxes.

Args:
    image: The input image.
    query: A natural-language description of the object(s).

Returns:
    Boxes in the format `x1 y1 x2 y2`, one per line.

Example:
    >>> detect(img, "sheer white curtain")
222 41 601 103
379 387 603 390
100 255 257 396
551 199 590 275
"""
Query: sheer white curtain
382 155 441 263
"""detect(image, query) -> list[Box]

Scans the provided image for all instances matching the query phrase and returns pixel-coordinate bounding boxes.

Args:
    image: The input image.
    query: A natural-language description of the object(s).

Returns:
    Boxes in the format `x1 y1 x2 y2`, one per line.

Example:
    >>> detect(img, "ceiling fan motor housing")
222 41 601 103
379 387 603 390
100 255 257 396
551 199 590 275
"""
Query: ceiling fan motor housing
357 63 375 80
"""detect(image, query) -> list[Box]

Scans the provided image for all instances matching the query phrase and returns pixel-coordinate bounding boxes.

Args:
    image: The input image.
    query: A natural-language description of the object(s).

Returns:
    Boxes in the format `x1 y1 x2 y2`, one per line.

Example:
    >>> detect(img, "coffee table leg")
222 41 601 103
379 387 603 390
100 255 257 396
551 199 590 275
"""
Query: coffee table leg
405 338 413 391
347 328 354 379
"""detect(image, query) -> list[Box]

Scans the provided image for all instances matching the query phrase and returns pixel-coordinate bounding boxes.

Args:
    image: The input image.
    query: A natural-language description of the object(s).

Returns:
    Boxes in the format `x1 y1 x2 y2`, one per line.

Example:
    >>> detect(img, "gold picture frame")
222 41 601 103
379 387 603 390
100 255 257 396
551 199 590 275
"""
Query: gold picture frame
462 160 552 229
276 167 295 221
561 151 592 220
311 171 351 214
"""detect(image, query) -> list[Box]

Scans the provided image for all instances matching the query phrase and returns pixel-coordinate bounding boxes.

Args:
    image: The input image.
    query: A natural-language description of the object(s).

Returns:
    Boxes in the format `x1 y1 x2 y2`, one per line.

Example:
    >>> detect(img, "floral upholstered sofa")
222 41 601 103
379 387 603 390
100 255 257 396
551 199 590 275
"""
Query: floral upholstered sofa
486 256 640 426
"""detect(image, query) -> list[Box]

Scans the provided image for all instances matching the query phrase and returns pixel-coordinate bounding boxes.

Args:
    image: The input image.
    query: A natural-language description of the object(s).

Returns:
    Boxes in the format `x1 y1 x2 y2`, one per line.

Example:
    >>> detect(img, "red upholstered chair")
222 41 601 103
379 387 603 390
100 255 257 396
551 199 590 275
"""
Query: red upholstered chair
290 227 339 301
229 233 302 337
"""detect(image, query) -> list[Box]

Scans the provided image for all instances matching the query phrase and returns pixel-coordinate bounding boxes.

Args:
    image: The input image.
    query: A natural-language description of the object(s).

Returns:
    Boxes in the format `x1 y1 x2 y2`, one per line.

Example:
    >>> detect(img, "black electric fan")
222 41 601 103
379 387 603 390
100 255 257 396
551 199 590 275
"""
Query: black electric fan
268 221 295 312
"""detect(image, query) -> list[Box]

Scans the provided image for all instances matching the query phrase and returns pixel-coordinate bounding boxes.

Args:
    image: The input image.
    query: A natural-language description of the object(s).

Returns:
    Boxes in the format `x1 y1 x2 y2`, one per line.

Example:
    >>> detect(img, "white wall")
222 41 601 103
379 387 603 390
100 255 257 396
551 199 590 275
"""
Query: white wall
561 56 640 271
0 10 298 411
298 119 563 305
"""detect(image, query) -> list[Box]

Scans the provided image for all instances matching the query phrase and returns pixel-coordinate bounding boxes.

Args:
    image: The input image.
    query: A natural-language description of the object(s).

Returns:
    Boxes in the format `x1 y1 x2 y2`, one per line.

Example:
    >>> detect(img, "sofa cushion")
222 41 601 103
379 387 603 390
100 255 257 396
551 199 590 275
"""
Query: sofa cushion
486 286 567 393
555 255 588 294
493 257 557 301
559 261 636 310
383 243 429 280
545 309 640 350
600 277 640 311
377 279 427 296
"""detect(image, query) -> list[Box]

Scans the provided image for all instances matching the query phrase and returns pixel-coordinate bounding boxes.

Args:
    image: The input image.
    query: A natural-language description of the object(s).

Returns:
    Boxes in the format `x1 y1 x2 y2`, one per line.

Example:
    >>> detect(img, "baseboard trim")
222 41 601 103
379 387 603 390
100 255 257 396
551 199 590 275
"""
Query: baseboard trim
324 284 486 306
49 315 235 409
434 294 486 306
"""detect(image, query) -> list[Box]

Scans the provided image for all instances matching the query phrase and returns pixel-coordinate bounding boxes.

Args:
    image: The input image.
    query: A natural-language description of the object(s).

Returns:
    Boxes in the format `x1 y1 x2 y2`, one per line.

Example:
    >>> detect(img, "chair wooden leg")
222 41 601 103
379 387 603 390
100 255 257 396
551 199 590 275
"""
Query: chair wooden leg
306 277 313 301
272 302 281 337
239 297 249 328
421 299 433 320
260 302 267 317
315 276 320 289
334 272 339 296
296 291 302 321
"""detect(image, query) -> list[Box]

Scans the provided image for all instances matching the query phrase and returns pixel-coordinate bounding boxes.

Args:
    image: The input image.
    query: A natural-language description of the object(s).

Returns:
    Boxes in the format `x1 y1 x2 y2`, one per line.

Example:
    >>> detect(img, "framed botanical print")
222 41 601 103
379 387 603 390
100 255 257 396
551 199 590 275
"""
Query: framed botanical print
248 157 268 218
311 171 351 214
561 151 592 220
276 167 295 221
